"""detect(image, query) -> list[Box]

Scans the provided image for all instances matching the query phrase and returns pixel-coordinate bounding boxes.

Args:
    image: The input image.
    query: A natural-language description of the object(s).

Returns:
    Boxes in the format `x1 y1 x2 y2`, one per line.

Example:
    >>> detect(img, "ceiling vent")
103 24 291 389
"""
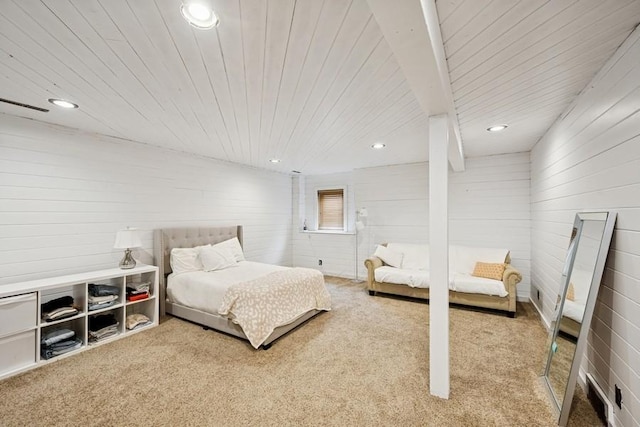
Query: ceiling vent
0 97 49 112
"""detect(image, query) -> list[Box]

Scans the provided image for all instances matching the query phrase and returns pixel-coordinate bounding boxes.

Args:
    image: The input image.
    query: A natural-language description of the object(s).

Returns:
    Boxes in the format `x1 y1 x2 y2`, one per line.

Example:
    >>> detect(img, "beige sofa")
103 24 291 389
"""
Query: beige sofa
364 243 522 317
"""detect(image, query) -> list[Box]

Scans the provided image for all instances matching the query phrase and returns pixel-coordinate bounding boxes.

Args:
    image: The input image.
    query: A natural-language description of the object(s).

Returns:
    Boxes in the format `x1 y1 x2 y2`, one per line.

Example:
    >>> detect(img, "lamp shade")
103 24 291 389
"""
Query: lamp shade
114 228 142 249
358 207 368 218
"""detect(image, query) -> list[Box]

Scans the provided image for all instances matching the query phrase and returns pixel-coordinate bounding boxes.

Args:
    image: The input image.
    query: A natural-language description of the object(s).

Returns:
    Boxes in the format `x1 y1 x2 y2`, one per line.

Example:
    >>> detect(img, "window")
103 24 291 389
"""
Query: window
317 189 344 231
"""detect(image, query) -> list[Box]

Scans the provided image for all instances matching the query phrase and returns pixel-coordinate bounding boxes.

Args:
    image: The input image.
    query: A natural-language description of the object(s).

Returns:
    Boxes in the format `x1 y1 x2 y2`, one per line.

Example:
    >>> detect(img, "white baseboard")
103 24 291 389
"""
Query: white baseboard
529 297 551 329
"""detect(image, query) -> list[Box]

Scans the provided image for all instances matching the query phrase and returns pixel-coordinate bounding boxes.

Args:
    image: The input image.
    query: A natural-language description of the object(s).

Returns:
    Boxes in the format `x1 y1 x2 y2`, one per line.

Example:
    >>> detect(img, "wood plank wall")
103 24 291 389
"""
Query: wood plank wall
293 154 531 299
355 156 531 300
291 173 356 278
0 114 293 286
530 28 640 427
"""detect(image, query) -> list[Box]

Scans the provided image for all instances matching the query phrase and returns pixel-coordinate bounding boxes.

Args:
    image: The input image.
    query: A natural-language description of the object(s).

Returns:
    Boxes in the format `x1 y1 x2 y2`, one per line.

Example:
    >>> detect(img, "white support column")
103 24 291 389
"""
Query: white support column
429 114 449 398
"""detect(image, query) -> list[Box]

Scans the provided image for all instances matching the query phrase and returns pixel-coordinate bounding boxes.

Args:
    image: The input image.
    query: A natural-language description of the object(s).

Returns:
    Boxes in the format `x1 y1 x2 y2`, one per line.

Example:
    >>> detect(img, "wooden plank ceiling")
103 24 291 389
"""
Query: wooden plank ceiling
1 0 639 174
437 0 640 158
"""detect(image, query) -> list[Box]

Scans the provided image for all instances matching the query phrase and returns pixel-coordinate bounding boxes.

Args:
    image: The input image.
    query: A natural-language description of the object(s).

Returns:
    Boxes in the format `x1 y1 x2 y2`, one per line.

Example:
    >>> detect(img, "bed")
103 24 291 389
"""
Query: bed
153 226 331 349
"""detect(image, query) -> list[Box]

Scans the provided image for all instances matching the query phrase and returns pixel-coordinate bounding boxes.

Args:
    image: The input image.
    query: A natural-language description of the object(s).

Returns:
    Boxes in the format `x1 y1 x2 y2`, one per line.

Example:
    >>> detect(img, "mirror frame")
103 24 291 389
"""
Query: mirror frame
542 210 617 426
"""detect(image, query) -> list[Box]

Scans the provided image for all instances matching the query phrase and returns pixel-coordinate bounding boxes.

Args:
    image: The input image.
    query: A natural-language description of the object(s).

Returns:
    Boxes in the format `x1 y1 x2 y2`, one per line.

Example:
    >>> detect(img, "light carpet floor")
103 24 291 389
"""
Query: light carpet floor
0 277 601 426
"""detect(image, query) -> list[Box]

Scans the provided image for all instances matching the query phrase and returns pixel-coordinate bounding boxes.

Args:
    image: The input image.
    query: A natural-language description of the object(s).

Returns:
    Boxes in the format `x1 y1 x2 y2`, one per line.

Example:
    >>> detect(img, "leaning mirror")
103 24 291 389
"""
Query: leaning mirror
542 211 616 426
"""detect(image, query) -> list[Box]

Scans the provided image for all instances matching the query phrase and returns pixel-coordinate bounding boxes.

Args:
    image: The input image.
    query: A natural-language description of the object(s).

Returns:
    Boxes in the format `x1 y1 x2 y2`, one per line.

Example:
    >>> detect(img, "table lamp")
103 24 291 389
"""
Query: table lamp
114 227 142 269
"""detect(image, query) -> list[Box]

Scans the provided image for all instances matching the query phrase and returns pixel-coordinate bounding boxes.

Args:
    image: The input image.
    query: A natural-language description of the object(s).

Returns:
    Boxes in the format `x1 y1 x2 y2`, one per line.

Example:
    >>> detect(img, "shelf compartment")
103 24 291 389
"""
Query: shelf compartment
87 278 124 312
125 270 156 299
125 299 156 333
40 283 85 324
40 318 85 361
88 308 123 346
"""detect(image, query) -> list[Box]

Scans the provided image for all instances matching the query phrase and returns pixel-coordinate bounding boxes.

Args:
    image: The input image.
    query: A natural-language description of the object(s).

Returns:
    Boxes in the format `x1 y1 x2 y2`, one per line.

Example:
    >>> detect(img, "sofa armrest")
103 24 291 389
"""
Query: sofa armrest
364 257 383 289
503 265 522 287
502 264 522 313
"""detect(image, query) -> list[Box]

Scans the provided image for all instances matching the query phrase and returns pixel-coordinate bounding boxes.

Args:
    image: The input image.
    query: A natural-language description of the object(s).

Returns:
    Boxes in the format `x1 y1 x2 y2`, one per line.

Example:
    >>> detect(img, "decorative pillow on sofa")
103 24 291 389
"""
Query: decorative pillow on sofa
472 262 506 281
566 282 575 301
374 245 403 268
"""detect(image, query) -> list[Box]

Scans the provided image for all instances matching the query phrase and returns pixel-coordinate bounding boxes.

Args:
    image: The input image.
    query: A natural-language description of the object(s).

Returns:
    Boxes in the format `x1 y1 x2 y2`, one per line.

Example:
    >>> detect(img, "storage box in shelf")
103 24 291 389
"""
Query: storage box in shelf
0 293 37 338
0 330 36 374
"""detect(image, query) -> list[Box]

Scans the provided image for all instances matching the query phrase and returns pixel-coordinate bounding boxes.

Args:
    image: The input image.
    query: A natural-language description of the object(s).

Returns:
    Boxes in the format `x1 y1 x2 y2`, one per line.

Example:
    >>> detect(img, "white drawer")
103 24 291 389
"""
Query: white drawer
0 329 36 376
0 293 37 337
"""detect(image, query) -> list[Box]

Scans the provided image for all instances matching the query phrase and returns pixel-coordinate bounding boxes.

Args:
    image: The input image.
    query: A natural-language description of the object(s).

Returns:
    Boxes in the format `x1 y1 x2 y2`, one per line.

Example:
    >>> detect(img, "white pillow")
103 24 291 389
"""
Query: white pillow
374 245 403 268
170 245 209 274
212 237 245 262
388 243 429 270
200 245 237 272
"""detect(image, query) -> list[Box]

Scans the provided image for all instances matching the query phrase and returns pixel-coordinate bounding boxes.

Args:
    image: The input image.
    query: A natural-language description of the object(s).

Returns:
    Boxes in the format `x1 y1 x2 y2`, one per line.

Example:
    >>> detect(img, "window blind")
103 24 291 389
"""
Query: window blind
318 189 344 230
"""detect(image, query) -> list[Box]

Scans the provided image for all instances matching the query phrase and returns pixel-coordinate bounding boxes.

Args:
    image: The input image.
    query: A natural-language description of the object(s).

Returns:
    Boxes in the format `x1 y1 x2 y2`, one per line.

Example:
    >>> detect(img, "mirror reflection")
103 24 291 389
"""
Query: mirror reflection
542 211 616 426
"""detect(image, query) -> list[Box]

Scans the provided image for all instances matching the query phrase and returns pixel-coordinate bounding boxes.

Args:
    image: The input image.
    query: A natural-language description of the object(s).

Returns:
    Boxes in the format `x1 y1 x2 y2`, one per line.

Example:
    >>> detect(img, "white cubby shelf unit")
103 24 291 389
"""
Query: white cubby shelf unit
0 265 159 381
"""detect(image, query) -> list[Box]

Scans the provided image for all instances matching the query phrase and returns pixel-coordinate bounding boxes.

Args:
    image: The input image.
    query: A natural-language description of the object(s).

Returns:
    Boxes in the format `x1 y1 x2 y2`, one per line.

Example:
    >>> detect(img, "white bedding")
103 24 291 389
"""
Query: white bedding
219 267 331 348
374 267 508 297
167 261 331 348
167 261 287 315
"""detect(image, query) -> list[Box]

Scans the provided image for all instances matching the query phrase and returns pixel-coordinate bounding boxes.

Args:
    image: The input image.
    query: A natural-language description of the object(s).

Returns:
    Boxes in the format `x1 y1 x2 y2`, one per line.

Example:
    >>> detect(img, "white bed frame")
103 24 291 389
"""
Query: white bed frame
153 226 322 349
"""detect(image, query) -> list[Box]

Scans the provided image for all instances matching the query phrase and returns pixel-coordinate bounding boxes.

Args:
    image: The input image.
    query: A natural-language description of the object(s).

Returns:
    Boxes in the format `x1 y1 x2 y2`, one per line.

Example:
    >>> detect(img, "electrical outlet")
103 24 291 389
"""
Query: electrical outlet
537 290 540 300
318 259 323 266
615 384 622 409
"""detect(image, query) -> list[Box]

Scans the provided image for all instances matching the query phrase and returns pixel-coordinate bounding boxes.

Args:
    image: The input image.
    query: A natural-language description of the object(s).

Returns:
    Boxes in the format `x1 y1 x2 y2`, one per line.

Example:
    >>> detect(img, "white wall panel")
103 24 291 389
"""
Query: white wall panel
353 157 531 298
530 27 640 427
291 173 356 278
297 156 532 297
0 115 292 286
449 153 531 300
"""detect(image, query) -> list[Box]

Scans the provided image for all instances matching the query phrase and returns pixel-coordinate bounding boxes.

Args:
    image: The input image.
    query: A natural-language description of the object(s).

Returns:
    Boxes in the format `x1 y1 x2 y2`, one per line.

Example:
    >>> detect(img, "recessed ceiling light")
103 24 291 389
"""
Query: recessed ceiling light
180 0 219 29
48 98 78 109
487 124 508 132
269 159 281 163
371 143 386 149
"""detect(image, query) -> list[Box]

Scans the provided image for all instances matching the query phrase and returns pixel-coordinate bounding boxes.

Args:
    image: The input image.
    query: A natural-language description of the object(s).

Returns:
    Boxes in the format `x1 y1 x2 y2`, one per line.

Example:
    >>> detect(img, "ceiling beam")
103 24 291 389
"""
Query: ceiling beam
366 0 465 171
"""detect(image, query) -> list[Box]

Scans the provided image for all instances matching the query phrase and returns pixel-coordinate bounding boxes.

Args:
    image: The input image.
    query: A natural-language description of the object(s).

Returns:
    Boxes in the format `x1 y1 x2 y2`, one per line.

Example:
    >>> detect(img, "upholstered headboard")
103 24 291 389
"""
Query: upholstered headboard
153 225 243 315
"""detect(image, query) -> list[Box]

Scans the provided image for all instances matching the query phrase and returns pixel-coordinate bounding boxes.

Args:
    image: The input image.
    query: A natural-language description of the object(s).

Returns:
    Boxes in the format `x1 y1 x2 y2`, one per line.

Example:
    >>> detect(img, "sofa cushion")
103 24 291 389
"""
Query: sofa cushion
450 245 509 275
374 245 403 268
375 266 431 288
375 268 508 297
472 262 506 280
451 273 508 297
387 243 429 270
